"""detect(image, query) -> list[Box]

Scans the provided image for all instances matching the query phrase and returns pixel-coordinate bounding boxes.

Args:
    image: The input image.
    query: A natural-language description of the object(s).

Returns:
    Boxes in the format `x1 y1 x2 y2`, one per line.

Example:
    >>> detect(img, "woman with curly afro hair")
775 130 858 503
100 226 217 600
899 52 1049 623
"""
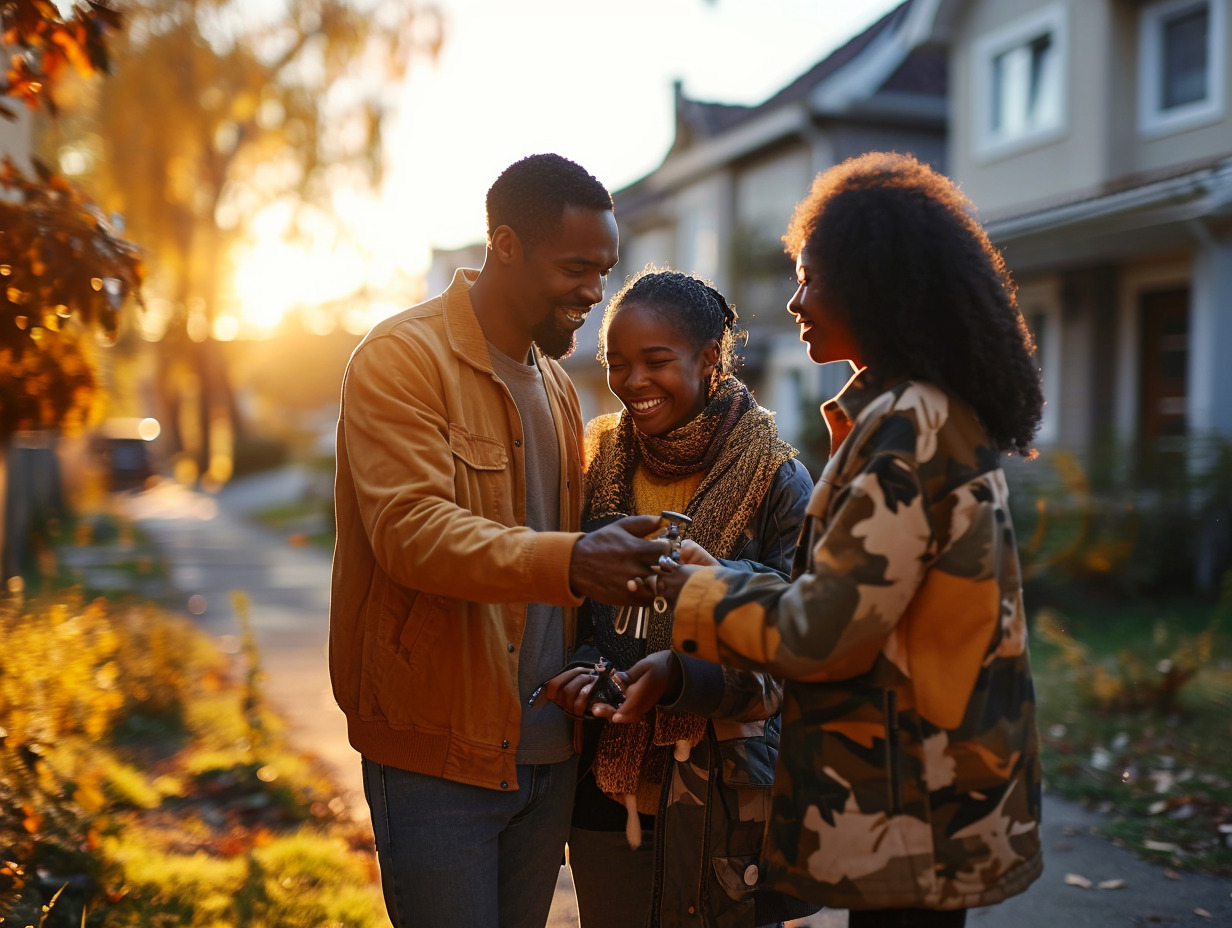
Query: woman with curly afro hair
651 152 1046 927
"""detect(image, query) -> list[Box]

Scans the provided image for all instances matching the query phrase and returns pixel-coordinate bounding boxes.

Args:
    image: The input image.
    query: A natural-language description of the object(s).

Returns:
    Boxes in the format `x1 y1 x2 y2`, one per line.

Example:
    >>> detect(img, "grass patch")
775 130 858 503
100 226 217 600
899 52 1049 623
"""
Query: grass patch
250 500 335 551
1030 582 1232 875
0 590 384 927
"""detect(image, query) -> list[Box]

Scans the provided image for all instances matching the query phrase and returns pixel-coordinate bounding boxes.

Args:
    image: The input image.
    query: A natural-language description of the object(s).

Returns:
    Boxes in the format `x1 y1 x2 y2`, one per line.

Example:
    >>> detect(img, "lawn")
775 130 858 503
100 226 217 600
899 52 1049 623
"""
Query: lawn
1028 584 1232 876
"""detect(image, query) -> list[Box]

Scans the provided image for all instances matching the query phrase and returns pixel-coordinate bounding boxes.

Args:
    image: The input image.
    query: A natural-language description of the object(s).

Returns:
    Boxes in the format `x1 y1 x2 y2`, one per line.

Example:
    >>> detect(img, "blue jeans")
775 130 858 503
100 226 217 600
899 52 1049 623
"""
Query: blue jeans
849 909 967 928
362 755 578 928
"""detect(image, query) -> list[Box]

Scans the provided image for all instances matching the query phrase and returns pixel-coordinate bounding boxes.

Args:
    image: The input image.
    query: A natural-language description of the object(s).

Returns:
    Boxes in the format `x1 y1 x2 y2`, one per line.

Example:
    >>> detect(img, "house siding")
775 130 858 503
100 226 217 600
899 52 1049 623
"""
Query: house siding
951 0 1113 216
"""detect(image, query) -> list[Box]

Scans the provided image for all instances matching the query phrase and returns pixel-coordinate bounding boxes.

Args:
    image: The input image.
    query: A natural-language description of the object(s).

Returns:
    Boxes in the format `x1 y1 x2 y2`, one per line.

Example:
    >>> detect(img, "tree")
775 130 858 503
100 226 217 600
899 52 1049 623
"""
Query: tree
1 0 142 442
61 0 441 485
1 1 143 580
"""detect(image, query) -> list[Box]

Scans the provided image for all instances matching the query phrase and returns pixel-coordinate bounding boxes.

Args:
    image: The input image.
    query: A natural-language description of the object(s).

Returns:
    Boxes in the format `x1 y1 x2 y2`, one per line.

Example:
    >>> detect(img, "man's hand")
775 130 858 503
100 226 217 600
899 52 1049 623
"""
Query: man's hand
531 664 603 718
570 515 671 605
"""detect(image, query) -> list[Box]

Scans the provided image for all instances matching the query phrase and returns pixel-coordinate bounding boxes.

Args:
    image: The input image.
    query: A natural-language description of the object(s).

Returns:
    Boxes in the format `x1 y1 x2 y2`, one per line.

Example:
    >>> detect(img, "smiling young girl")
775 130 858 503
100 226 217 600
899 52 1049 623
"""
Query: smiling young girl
563 268 816 928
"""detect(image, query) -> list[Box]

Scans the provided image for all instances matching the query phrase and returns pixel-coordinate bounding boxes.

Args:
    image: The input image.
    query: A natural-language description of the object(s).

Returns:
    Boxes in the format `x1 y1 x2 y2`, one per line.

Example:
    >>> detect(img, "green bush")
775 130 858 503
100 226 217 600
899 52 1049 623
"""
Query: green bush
1008 436 1232 597
0 591 383 927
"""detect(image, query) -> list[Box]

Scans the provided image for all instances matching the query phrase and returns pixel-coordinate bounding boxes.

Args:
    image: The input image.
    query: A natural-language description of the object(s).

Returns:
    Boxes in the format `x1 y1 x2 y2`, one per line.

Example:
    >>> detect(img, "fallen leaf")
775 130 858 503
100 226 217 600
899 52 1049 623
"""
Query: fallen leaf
1194 908 1211 919
1097 879 1126 890
1064 873 1093 888
1143 839 1179 853
1164 868 1183 880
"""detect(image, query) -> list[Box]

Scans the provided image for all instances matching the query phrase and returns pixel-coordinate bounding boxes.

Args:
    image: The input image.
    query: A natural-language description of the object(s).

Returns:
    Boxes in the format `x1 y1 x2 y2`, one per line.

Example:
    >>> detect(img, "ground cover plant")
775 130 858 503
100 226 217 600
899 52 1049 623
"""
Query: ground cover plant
1029 580 1232 876
0 590 384 927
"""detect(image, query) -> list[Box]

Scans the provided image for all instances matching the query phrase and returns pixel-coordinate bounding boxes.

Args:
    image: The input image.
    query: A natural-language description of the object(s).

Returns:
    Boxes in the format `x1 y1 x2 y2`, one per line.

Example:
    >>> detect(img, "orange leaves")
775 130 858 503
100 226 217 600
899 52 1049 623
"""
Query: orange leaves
22 805 42 833
0 154 143 438
1 1 142 444
1 0 122 114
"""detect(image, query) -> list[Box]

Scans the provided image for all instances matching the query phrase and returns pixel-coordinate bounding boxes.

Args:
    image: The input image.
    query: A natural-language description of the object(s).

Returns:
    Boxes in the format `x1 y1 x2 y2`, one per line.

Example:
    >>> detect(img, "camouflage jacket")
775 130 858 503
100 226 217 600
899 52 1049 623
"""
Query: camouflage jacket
672 372 1043 912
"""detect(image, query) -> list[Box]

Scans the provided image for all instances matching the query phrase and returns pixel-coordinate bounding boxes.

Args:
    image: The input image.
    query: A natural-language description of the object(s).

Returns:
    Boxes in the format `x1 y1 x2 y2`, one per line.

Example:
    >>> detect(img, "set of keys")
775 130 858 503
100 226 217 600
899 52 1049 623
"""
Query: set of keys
612 510 692 639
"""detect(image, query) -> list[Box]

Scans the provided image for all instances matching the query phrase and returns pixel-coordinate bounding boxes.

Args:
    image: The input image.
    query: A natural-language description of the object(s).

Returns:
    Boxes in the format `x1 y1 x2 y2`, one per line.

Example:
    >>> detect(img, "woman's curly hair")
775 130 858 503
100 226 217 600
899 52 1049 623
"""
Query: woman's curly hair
783 151 1044 457
596 266 745 392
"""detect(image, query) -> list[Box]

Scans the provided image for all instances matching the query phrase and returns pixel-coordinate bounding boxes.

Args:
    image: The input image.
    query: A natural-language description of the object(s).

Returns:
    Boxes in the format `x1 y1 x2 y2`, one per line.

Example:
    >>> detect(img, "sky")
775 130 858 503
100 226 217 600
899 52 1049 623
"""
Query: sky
380 0 905 266
232 0 905 333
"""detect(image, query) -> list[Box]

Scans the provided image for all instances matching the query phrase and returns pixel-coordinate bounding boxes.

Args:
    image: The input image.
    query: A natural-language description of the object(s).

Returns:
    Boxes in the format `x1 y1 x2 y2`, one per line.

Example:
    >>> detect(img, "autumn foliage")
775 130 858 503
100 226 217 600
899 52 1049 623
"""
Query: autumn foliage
1 1 143 440
0 591 383 926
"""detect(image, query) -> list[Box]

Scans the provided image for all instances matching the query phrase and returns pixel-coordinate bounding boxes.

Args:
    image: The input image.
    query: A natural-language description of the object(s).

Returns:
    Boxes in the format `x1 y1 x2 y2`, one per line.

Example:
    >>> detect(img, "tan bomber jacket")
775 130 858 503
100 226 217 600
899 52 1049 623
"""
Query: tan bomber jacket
329 268 585 791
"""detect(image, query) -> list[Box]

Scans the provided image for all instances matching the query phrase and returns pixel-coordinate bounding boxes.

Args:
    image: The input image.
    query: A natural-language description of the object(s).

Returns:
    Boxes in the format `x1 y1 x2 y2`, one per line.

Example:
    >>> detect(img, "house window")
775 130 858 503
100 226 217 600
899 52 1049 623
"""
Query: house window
973 5 1068 158
1139 0 1226 136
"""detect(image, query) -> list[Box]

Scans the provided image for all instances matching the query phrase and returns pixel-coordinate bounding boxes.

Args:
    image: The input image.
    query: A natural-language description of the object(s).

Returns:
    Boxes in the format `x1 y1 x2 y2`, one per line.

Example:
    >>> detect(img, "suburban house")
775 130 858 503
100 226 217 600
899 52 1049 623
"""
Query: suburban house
926 0 1232 481
560 0 949 459
424 0 1230 490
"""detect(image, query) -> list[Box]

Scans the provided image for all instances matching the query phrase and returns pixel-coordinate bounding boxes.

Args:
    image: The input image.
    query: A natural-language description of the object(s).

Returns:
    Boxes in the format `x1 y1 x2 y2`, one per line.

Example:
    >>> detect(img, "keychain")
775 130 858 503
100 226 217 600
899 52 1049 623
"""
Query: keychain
653 510 691 613
614 510 693 635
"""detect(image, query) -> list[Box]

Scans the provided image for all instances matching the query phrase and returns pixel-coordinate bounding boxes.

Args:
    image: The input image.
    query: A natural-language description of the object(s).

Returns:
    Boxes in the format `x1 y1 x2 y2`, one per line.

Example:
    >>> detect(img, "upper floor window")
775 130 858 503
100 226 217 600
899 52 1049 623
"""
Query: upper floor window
1139 0 1226 136
973 5 1069 159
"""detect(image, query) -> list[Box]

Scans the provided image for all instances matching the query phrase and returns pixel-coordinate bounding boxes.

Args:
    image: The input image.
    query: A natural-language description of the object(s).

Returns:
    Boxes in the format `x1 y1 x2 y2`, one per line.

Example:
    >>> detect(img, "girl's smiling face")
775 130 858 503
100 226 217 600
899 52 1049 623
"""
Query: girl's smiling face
604 301 719 436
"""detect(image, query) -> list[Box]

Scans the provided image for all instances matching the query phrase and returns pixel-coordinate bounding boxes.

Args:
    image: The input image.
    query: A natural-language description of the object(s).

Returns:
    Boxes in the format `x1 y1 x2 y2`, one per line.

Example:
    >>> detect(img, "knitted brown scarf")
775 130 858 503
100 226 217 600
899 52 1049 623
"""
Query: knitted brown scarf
582 375 795 825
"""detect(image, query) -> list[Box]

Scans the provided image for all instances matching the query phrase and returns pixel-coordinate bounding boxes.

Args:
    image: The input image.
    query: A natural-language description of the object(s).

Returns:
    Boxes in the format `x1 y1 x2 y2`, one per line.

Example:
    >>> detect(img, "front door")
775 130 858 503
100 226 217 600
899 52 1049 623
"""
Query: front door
1137 287 1189 483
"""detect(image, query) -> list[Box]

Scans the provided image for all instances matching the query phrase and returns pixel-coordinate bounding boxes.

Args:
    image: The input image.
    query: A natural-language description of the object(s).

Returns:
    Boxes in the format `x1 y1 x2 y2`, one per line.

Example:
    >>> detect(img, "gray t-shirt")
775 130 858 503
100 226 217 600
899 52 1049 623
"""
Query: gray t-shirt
487 343 573 764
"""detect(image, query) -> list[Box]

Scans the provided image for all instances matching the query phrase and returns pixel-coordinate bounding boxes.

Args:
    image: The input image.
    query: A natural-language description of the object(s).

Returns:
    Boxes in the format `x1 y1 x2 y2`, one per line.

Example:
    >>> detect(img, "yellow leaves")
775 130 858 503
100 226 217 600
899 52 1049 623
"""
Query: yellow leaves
0 593 219 752
73 771 108 813
1037 604 1221 713
1089 665 1123 707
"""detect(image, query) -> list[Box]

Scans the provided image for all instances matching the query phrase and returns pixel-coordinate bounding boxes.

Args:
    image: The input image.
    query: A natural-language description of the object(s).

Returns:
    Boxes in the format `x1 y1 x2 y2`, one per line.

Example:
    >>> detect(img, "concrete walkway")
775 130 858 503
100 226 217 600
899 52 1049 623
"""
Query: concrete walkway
121 469 1232 928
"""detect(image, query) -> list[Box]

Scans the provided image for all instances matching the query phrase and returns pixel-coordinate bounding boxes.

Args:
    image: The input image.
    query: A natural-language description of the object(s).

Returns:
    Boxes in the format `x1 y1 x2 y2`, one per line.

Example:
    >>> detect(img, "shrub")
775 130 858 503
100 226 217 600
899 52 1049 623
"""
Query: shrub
0 591 382 926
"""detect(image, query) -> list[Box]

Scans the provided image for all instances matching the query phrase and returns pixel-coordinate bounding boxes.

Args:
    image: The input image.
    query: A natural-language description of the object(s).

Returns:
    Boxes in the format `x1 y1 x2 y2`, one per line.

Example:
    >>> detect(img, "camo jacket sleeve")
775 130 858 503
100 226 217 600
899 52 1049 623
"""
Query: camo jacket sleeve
674 381 953 683
667 457 813 721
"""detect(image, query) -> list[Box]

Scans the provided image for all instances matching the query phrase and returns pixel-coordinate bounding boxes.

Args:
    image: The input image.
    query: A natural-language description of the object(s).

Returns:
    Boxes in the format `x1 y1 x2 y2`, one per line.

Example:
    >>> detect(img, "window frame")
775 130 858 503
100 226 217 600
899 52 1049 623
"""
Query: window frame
971 3 1070 161
1138 0 1226 137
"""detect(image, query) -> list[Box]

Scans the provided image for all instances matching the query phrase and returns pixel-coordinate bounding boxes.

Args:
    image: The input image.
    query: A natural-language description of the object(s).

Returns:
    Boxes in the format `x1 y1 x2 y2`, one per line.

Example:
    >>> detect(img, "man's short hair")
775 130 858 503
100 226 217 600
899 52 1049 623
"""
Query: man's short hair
486 154 613 247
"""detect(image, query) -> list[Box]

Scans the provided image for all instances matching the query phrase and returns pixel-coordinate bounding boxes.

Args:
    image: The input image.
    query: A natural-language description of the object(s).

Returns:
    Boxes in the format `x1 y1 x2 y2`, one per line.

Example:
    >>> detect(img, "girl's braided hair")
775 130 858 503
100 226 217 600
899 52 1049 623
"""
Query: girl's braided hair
596 266 745 391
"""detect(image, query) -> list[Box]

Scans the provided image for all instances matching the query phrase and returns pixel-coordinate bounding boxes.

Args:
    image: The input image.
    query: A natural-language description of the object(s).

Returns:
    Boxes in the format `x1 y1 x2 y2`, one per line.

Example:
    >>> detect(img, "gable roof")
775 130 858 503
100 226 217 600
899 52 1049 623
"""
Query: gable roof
621 0 943 202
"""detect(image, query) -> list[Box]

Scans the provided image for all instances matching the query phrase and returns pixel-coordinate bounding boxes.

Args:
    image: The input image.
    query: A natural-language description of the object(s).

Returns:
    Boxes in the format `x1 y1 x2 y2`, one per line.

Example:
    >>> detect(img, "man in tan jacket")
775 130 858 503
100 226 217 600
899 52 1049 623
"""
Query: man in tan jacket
329 153 669 928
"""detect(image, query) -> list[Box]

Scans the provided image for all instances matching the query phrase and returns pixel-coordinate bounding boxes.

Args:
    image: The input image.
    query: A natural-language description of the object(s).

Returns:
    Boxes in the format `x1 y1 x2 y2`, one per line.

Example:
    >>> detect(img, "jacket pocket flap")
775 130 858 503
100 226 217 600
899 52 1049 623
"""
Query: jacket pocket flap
711 854 760 900
713 717 778 788
450 424 508 470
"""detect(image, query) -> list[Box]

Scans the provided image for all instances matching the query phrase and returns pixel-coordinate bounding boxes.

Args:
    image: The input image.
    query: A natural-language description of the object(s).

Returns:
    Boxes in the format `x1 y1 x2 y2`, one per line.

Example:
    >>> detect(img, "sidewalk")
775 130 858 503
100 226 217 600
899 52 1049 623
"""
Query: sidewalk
122 469 1232 928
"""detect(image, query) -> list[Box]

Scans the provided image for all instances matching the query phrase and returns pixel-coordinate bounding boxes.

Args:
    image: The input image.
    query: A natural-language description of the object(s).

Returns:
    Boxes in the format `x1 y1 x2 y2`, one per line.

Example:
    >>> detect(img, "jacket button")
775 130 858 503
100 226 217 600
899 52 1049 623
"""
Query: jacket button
500 781 509 789
743 863 759 885
502 740 509 749
507 643 516 653
682 640 697 653
514 438 522 446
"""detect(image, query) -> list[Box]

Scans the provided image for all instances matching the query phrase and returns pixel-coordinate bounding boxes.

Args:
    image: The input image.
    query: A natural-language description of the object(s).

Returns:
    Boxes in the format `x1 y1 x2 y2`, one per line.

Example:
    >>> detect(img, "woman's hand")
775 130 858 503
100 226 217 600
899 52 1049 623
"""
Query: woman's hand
677 539 718 566
651 560 700 609
592 650 682 725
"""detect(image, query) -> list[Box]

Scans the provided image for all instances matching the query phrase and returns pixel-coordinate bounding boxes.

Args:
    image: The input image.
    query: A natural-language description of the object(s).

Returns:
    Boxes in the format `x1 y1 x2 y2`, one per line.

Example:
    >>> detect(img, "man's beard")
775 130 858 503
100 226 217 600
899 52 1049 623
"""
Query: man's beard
531 315 577 360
